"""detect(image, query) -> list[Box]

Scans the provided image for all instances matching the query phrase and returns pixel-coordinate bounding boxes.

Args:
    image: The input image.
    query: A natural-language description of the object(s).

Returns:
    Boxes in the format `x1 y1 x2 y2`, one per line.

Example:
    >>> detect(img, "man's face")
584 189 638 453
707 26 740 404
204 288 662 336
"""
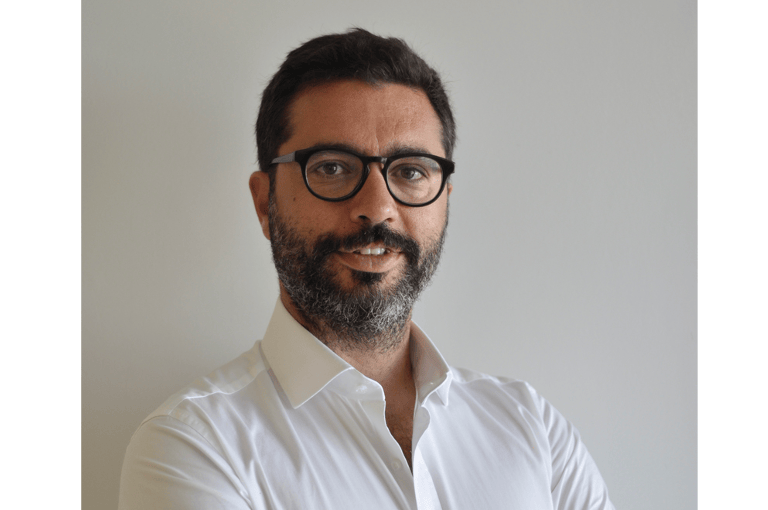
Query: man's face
259 80 451 350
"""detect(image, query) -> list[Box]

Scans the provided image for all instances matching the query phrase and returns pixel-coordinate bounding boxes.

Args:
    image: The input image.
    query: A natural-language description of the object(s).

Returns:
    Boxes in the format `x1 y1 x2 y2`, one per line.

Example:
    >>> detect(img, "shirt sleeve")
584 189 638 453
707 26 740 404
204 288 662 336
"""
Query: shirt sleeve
118 415 253 510
535 390 616 510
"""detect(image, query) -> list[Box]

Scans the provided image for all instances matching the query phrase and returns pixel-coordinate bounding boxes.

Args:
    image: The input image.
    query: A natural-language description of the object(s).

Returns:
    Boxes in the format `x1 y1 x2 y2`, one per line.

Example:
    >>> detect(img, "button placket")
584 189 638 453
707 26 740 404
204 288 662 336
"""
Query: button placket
413 445 442 510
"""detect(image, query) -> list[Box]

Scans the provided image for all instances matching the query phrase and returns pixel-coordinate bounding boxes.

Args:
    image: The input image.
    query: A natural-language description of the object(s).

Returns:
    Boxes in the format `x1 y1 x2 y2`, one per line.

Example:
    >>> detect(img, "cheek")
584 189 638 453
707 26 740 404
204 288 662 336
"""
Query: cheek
274 173 319 224
403 206 448 243
281 174 304 203
275 191 341 238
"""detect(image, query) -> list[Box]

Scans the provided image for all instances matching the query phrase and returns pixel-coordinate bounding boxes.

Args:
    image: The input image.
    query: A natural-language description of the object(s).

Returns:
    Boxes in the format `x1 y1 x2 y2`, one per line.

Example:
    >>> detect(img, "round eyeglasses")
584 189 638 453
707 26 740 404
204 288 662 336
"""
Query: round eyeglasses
270 146 455 207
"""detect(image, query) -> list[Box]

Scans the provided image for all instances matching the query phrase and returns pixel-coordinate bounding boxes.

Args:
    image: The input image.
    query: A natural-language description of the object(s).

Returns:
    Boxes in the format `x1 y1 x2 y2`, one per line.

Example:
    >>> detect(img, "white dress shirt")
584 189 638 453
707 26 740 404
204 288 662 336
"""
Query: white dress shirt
119 300 614 509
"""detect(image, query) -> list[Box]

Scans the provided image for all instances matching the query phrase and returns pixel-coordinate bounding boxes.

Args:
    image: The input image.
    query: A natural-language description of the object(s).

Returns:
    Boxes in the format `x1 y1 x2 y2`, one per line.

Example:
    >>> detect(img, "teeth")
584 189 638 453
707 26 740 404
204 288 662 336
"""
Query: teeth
356 247 387 255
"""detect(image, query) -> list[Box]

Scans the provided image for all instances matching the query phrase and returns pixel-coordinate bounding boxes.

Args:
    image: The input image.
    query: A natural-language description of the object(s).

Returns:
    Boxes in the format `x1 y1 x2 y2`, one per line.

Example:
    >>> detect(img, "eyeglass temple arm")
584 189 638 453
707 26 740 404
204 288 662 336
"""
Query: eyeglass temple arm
271 152 297 164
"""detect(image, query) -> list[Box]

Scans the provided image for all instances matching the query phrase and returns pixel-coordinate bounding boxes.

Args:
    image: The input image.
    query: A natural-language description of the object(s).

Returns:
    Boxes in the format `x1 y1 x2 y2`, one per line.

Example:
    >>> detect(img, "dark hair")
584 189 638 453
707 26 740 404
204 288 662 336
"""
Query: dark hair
255 28 456 176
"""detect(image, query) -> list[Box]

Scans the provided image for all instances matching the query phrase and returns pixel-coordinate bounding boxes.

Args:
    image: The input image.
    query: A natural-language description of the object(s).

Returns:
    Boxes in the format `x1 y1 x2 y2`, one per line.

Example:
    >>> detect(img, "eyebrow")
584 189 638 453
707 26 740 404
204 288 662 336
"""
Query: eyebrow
303 142 435 158
384 144 434 158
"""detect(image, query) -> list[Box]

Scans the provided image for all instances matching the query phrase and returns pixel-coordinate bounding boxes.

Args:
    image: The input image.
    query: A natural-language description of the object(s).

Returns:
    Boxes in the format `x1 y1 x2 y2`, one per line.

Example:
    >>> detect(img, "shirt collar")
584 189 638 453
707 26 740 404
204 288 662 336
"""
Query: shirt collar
260 299 352 409
409 322 452 407
260 298 452 409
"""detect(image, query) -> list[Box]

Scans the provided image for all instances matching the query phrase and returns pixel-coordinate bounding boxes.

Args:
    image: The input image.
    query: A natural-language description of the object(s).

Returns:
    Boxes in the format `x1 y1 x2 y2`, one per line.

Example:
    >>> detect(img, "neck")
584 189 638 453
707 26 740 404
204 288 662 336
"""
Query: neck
334 323 414 387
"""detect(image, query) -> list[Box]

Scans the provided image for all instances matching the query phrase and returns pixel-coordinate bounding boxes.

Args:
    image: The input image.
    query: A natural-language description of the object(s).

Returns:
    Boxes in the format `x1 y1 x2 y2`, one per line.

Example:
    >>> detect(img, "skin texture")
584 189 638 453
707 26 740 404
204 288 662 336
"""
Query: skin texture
249 80 452 466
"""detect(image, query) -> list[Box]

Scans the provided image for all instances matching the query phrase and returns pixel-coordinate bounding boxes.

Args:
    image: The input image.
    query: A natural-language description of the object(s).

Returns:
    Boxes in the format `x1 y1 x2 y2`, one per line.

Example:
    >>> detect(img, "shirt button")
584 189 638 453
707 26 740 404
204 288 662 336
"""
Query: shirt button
355 384 368 394
391 459 403 471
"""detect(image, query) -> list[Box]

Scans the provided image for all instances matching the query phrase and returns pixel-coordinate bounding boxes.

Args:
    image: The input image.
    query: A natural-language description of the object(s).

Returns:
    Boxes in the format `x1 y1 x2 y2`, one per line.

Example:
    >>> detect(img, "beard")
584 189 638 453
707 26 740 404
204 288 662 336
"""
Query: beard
268 196 447 353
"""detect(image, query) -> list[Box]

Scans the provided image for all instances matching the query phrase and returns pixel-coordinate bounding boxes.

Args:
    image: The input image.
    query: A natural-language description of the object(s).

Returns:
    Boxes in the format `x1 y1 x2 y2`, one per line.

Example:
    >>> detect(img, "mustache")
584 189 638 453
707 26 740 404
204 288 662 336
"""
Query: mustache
311 223 421 266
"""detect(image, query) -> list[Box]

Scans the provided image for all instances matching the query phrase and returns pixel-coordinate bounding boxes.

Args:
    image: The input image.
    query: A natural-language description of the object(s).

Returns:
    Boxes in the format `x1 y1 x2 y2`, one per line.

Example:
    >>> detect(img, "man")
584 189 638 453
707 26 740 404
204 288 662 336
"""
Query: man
119 29 614 509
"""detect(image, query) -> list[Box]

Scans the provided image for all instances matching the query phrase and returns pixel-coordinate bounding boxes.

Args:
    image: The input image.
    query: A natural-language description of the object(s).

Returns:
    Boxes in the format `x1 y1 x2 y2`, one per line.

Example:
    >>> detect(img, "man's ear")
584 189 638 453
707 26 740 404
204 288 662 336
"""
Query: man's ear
447 182 453 196
249 171 271 240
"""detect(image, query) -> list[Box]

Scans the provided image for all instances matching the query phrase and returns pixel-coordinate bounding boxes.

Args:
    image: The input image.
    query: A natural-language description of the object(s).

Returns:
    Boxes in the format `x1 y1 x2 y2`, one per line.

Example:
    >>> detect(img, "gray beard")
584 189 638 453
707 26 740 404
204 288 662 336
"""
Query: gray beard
268 196 446 353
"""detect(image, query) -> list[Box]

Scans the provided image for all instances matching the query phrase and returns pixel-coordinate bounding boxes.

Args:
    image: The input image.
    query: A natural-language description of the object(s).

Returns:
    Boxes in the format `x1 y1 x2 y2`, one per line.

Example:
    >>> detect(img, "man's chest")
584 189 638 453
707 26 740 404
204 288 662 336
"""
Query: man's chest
223 394 554 509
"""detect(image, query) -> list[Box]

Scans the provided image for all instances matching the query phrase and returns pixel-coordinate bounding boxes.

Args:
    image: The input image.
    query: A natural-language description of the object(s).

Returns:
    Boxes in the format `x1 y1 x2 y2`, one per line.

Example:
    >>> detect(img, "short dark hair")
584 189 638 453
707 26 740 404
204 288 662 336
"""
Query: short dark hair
255 28 456 176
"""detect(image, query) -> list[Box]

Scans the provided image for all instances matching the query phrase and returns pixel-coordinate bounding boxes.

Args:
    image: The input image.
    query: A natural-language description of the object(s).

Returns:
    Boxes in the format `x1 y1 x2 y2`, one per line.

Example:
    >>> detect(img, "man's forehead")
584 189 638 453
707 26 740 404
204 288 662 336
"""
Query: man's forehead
282 80 444 157
295 141 437 159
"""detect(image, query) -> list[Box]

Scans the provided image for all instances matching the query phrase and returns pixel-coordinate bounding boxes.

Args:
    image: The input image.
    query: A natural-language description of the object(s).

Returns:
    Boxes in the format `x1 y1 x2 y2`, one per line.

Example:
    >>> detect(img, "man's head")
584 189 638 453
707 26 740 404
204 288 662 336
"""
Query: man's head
255 28 456 177
250 30 455 352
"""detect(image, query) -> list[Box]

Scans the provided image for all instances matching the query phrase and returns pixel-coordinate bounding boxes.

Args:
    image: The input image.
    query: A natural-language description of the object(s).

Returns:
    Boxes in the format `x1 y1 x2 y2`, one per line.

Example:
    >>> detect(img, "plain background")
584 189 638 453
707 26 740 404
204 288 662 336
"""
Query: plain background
82 1 696 508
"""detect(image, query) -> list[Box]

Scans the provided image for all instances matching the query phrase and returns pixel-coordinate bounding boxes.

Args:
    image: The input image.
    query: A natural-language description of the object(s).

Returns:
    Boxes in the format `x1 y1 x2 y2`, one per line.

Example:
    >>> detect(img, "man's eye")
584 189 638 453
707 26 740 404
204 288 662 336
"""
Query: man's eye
392 166 427 181
319 162 344 175
310 161 349 177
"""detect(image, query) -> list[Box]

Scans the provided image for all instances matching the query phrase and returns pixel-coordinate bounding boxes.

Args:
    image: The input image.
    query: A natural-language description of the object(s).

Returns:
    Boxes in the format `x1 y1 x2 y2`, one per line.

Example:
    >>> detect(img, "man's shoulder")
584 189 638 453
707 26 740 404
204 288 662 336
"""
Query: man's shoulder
448 364 532 391
139 341 271 432
447 365 545 412
120 342 277 509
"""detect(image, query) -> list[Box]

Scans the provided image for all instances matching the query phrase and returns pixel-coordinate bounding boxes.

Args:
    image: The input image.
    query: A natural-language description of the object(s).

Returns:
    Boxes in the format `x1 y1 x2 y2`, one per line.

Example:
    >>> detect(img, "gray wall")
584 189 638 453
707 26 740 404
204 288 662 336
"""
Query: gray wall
83 1 696 508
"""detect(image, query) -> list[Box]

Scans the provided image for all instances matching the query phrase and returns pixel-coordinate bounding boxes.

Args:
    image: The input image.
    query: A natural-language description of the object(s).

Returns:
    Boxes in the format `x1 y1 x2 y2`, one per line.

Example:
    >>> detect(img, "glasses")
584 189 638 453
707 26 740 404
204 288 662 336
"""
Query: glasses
270 146 455 207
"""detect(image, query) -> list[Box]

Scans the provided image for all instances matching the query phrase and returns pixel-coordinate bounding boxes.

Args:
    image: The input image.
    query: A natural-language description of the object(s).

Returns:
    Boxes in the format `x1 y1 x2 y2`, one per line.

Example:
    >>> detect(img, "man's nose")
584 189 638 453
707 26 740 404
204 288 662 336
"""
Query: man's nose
348 165 397 225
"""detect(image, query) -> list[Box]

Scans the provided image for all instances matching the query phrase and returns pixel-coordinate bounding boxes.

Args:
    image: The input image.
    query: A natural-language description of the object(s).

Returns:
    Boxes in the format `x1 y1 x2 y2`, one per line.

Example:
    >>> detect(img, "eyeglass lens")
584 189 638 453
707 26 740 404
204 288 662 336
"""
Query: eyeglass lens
305 150 443 204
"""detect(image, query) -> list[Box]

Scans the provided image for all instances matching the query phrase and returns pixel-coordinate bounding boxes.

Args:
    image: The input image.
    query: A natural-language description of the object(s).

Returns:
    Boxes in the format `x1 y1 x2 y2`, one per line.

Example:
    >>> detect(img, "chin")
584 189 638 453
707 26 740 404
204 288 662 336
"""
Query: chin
349 269 386 285
329 268 406 298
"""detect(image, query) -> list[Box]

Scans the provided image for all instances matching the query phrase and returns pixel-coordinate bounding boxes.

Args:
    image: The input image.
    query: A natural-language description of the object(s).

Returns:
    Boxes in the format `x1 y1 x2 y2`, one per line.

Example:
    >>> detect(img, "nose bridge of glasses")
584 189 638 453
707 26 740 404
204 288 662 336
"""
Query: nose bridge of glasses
358 155 390 192
361 155 388 173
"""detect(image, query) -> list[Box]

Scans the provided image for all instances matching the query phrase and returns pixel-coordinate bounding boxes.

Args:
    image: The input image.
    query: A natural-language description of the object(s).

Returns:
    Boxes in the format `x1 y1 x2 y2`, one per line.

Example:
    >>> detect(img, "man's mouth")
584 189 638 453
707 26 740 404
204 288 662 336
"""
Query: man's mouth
334 244 402 274
314 222 420 267
352 247 388 256
339 244 396 257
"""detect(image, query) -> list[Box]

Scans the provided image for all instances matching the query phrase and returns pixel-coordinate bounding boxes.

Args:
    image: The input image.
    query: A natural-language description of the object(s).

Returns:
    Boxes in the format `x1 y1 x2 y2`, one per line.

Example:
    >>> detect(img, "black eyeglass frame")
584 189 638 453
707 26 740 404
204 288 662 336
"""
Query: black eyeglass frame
270 146 455 207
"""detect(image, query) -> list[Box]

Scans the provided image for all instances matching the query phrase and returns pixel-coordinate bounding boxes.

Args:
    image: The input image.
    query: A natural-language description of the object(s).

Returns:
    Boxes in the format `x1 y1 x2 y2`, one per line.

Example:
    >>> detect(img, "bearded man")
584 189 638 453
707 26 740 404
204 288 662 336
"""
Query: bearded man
119 29 615 510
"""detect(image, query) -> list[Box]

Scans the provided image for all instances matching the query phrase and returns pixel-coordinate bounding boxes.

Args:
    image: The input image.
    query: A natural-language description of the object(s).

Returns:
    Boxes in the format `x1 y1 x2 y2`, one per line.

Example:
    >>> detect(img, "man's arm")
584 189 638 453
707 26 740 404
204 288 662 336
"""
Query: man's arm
536 391 615 510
